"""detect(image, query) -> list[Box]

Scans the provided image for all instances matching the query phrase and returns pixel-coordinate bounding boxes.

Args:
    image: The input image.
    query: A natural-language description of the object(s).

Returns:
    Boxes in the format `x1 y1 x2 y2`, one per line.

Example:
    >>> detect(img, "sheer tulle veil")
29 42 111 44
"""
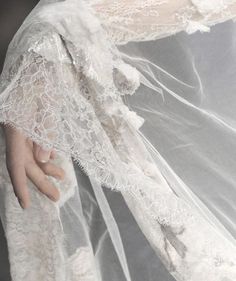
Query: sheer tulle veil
1 0 236 280
25 0 236 241
119 23 236 239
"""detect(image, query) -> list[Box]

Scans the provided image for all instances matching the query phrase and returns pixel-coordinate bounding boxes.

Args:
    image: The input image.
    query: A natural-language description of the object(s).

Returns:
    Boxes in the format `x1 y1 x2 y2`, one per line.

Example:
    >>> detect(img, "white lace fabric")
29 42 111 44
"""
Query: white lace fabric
92 0 236 44
1 0 236 281
0 21 143 193
2 0 236 200
0 131 99 281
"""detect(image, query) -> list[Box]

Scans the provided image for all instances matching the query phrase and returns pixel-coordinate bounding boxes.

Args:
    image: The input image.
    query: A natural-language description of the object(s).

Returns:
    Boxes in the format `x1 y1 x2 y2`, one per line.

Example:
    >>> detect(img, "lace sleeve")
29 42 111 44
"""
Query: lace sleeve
0 28 92 152
0 51 64 150
0 27 146 192
90 0 236 44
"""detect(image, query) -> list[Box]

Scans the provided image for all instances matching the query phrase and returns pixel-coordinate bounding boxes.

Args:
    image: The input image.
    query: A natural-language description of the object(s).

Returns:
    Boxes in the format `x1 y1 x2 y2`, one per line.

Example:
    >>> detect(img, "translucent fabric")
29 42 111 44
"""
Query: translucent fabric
119 20 236 238
1 1 236 281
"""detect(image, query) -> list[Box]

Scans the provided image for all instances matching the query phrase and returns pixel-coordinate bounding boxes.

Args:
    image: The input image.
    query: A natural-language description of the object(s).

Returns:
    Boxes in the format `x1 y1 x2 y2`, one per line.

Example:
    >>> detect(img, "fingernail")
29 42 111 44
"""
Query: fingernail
37 148 50 163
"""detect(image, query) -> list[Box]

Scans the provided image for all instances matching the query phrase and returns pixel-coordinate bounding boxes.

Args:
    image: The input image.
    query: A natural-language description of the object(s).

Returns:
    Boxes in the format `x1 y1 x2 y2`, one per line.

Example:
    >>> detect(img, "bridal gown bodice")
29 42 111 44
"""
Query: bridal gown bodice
1 1 236 281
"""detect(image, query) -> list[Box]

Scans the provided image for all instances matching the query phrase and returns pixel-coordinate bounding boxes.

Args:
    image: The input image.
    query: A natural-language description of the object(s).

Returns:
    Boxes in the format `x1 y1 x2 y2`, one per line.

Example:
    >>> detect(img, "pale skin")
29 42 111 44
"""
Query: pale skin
2 125 65 209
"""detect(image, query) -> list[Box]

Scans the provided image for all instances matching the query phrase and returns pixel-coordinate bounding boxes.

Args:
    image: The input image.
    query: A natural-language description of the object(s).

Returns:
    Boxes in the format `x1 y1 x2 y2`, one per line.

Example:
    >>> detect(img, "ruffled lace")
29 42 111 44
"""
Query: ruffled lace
1 1 236 280
0 22 144 194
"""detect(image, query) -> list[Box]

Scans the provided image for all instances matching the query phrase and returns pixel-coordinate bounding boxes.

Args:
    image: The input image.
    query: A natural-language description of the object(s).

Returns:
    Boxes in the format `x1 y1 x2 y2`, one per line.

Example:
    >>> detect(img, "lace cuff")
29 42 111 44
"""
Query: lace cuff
113 60 140 96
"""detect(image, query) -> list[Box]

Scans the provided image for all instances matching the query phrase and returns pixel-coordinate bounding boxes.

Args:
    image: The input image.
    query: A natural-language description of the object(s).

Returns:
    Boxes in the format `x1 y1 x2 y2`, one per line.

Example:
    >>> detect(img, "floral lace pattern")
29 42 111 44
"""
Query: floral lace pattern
0 22 144 195
0 128 97 281
68 247 96 281
1 1 236 280
91 0 236 44
110 123 236 281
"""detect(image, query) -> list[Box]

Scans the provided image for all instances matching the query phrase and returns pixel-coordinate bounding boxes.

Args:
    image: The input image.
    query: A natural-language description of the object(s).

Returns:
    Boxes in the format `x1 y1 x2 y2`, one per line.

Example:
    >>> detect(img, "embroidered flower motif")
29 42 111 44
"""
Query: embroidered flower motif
122 109 144 130
103 101 144 131
186 20 210 34
113 62 140 95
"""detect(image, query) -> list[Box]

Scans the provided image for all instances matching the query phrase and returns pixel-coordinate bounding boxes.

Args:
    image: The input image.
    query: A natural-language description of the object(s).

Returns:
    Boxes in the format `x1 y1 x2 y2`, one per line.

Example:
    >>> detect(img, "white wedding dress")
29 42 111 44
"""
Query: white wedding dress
1 1 236 281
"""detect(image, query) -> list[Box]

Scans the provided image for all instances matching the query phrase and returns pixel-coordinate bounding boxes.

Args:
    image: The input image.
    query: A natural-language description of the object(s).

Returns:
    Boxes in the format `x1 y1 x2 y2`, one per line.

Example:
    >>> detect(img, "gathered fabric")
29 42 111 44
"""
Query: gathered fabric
1 1 236 280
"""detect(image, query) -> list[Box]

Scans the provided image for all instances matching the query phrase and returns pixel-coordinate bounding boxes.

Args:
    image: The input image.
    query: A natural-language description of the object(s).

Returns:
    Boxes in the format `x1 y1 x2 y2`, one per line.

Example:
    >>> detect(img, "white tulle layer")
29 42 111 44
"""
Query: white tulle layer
1 1 236 281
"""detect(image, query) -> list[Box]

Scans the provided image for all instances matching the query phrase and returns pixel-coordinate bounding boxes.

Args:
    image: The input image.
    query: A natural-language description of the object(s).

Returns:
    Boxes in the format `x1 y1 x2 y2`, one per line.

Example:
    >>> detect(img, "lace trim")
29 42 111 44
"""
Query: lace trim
0 28 144 196
91 0 236 44
1 4 236 280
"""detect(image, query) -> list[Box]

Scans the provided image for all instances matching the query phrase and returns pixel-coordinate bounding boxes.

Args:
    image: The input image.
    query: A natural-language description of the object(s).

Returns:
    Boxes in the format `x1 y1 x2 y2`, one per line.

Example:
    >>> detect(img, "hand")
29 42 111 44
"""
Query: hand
3 125 65 209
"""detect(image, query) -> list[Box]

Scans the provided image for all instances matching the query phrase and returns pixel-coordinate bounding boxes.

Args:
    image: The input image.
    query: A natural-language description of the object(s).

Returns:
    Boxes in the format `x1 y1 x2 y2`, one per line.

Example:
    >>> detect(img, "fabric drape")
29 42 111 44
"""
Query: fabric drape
1 1 236 280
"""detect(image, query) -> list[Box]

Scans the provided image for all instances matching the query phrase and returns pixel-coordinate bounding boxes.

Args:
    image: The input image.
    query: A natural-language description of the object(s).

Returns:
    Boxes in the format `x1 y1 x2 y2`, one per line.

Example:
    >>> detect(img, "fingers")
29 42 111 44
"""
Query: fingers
33 143 51 163
5 127 30 209
7 161 29 209
4 126 63 208
25 161 60 202
38 161 65 181
32 143 65 181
